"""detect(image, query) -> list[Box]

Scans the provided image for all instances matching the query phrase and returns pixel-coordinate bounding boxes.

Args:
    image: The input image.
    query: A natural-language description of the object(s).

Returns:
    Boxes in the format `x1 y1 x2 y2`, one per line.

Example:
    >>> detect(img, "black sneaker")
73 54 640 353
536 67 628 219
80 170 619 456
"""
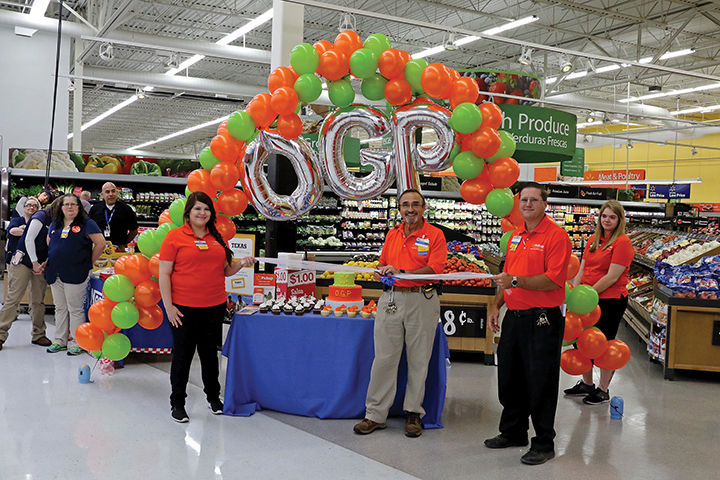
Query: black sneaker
484 434 529 449
171 406 189 423
521 449 555 465
563 380 595 396
208 399 224 415
583 387 610 405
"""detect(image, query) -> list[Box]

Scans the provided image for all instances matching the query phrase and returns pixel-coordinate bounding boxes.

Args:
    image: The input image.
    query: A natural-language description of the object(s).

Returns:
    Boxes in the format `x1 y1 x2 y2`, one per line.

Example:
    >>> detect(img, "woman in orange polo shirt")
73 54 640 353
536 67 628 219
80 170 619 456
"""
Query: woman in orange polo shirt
565 200 634 405
159 192 255 423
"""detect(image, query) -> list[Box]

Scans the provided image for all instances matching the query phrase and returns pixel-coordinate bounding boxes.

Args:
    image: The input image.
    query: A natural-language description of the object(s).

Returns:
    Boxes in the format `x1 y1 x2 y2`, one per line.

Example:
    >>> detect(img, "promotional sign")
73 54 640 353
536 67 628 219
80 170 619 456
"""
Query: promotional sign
648 184 691 199
561 148 585 177
252 273 276 304
578 186 610 200
225 234 256 295
692 203 720 213
498 105 577 164
441 306 486 338
419 175 442 191
547 184 578 198
584 169 646 182
275 268 316 299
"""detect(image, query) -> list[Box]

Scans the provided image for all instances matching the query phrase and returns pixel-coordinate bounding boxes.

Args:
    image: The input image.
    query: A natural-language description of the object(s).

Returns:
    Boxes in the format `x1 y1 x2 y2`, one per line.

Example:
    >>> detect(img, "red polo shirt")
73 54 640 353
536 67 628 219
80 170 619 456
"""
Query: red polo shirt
379 219 447 287
503 215 571 310
159 223 228 307
580 233 634 299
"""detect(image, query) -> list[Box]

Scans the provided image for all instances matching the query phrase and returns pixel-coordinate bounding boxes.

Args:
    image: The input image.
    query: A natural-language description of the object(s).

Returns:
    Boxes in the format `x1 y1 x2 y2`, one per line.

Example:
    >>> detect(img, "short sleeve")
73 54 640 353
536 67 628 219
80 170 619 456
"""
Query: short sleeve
583 234 595 258
610 235 634 268
159 229 179 262
544 228 572 287
85 219 102 235
427 228 447 274
379 230 394 266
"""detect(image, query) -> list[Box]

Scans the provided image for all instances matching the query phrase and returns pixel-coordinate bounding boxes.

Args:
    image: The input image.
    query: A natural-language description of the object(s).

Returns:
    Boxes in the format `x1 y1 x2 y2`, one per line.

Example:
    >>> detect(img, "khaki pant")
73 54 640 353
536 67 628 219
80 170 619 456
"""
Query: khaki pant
50 277 89 348
365 289 441 423
0 263 47 343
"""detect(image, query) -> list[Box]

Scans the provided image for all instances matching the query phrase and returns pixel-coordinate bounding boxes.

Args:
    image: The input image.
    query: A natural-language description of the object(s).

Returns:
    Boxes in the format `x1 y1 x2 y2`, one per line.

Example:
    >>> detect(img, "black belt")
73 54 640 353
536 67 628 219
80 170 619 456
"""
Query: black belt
382 285 435 293
508 306 561 317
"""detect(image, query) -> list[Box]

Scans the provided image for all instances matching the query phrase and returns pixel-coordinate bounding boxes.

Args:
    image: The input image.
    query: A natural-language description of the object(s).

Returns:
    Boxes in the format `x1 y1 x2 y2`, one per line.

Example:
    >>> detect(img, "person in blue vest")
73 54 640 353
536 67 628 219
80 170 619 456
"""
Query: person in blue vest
45 194 105 355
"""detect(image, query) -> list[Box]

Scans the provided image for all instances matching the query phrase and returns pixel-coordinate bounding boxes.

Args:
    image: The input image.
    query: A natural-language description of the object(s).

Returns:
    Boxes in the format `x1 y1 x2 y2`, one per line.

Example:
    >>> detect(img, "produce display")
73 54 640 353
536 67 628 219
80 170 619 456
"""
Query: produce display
654 255 720 299
443 251 492 287
319 256 380 282
628 229 720 266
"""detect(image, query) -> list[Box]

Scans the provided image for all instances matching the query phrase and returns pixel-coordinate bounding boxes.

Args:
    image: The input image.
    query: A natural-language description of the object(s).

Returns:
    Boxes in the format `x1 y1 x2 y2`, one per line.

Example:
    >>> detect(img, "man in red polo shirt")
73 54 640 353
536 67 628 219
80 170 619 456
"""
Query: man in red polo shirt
485 182 571 466
353 189 446 438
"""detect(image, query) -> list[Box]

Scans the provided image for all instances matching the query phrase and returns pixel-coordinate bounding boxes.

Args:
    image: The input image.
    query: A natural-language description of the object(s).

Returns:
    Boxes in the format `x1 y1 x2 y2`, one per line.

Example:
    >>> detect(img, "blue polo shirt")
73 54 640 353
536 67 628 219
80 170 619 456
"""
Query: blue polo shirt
5 216 26 263
17 210 52 269
45 219 102 285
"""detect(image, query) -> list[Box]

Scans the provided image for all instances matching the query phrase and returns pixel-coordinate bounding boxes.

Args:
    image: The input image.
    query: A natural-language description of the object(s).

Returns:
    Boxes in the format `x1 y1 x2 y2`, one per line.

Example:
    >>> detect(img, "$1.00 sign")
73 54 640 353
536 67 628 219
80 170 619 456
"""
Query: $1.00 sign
441 306 486 337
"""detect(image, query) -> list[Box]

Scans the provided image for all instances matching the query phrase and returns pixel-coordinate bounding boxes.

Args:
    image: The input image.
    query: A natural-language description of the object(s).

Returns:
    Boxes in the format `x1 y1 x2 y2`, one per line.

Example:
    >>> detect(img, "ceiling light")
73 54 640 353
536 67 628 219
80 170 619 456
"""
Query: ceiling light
559 54 572 73
671 104 720 115
338 13 355 32
620 82 720 103
483 15 539 36
691 147 698 156
98 43 113 61
443 32 458 51
518 47 532 66
136 88 146 100
128 115 229 151
638 48 696 64
29 0 51 19
67 95 139 139
626 141 633 149
586 113 594 123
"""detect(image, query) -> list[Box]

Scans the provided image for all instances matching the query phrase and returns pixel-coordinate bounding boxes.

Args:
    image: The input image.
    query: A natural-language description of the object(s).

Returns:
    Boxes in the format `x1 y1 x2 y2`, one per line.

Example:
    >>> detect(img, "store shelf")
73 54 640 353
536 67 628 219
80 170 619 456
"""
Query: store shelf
9 168 188 185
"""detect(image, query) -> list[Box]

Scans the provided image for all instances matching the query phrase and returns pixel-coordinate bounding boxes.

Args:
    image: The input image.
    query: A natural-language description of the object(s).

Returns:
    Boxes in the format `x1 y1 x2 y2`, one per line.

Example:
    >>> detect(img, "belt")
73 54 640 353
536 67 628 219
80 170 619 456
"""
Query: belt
508 306 560 317
383 285 434 293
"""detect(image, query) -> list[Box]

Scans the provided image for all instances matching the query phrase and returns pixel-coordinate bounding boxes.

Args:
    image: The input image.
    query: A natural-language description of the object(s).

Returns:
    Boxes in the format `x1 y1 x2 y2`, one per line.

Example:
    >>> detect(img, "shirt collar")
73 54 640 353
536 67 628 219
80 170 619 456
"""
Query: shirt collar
398 218 428 239
179 223 209 239
515 214 553 235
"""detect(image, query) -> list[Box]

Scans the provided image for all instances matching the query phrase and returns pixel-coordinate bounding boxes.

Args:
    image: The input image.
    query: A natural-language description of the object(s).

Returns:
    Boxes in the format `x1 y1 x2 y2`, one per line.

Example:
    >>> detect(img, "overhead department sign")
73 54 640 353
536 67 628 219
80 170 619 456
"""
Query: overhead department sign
499 105 577 164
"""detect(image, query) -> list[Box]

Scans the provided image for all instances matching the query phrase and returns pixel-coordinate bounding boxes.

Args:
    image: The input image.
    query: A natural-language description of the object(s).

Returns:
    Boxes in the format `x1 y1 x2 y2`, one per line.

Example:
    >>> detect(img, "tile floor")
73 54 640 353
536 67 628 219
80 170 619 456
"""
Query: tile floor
0 314 717 479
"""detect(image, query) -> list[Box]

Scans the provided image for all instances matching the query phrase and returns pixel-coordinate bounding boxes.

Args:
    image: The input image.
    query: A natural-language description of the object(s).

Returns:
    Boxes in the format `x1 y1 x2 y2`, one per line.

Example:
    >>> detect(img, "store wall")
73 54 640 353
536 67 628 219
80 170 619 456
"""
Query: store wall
0 25 70 166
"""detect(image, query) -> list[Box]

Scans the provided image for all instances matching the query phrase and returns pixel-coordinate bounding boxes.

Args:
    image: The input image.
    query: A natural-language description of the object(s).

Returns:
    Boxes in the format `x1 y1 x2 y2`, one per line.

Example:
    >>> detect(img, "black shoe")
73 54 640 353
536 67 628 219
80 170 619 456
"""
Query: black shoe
563 380 595 396
208 399 224 415
484 434 529 449
583 387 610 405
521 449 555 465
171 406 189 423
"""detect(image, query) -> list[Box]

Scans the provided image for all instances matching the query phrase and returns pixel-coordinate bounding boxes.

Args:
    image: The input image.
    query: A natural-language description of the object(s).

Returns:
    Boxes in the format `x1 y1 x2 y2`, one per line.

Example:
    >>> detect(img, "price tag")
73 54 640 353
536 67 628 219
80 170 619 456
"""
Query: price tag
441 306 486 337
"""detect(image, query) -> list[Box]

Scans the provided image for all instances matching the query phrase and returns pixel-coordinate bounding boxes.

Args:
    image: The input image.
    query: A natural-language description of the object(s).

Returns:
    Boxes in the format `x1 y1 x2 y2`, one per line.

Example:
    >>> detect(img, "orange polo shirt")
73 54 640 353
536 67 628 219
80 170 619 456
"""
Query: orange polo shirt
580 233 634 299
159 223 228 307
503 215 571 310
379 219 447 287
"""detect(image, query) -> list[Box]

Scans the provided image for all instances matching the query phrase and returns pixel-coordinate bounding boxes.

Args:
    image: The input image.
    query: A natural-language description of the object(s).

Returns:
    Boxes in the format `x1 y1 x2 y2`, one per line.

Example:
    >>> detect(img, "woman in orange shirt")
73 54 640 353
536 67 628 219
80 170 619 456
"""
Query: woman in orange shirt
565 200 634 405
159 192 255 423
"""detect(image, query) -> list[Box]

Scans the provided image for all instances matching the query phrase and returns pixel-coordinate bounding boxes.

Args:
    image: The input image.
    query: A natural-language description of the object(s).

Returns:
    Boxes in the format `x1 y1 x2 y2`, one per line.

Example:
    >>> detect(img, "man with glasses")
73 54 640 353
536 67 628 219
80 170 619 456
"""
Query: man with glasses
353 189 447 438
484 182 571 465
89 182 138 251
0 197 51 350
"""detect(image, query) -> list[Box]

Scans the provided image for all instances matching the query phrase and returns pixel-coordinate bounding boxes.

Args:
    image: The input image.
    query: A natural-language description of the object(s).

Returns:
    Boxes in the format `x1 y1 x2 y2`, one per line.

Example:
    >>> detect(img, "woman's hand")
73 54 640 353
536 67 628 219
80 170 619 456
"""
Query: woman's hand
238 256 256 268
166 304 184 327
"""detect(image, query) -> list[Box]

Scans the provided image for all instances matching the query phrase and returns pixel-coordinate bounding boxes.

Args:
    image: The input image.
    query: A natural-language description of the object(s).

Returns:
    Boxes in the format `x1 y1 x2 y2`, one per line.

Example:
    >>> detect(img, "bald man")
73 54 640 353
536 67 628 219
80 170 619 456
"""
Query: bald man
89 182 138 250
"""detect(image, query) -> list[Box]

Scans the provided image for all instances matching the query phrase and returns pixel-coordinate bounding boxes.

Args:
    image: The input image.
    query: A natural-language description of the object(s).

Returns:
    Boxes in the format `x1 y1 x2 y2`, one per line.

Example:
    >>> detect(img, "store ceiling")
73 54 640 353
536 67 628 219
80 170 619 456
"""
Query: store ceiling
3 0 720 157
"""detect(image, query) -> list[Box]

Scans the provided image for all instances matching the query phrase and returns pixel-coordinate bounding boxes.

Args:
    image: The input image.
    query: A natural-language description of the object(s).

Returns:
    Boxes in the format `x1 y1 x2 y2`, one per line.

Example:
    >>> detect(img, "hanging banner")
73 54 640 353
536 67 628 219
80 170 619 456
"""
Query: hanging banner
648 184 691 199
584 169 646 182
498 105 577 164
561 148 585 177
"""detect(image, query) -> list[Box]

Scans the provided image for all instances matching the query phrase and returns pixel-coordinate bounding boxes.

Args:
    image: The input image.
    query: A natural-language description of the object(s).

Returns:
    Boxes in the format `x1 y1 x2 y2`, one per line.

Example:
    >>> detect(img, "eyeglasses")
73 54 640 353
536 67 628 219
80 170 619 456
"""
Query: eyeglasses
62 203 79 208
24 203 39 209
399 202 423 208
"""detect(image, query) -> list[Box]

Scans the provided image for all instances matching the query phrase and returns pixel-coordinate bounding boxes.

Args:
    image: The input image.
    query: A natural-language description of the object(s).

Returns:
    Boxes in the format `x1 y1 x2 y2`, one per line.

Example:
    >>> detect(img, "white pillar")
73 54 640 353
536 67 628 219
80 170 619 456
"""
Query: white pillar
72 37 83 151
271 0 304 70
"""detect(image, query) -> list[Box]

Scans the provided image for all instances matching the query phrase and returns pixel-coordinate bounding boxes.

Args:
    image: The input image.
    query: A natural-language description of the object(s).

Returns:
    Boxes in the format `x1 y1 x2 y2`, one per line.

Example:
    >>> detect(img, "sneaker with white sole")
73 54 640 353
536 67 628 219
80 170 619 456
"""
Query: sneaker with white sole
171 406 189 423
208 399 224 415
46 343 67 353
563 380 595 396
583 387 610 405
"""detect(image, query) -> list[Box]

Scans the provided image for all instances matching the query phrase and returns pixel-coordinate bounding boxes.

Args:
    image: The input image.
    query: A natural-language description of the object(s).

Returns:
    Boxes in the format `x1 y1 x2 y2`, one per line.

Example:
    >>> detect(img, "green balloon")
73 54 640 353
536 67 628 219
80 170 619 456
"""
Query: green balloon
364 33 392 56
487 130 517 163
499 230 513 255
328 79 355 107
156 222 175 241
294 73 322 103
102 333 132 361
452 151 484 180
361 74 387 101
137 230 160 257
91 350 103 359
111 301 139 329
198 146 220 171
169 198 186 226
485 188 515 217
449 103 484 134
404 59 428 94
349 48 379 79
103 274 135 303
562 339 576 347
226 110 256 142
448 143 461 163
290 43 319 75
565 282 573 300
566 285 599 315
184 186 191 197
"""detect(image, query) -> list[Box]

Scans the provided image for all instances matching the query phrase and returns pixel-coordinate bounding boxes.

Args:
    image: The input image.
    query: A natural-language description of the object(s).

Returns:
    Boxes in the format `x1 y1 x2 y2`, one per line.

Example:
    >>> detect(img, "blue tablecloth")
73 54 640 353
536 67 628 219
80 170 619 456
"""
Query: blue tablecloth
221 312 449 428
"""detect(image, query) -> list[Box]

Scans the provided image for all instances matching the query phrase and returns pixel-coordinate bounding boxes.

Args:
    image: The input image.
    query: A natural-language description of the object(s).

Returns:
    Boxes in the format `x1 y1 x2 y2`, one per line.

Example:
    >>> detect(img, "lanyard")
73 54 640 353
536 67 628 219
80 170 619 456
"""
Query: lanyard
104 207 115 227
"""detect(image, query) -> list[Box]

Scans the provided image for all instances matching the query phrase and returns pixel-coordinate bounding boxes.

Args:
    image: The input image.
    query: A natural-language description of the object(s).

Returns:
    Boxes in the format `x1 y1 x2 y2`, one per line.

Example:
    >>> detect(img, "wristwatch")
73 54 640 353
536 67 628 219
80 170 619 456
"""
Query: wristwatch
511 276 519 288
399 269 406 274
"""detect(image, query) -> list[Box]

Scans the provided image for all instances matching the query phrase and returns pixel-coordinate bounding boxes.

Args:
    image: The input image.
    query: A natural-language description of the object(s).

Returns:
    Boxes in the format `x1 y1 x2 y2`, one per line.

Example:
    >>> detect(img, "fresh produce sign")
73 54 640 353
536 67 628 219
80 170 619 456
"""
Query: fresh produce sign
498 104 577 163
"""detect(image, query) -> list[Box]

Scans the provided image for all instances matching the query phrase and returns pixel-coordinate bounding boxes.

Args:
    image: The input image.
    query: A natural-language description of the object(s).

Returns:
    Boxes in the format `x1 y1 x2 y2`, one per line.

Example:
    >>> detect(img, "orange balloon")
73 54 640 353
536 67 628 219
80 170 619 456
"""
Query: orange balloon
446 67 461 83
88 299 119 334
577 328 608 359
217 121 229 138
397 49 412 64
115 254 151 286
460 177 493 205
450 77 480 109
501 218 517 233
567 254 581 280
378 48 408 80
217 189 249 216
148 253 160 278
215 215 236 242
137 305 164 330
506 194 523 226
75 323 105 351
561 349 592 375
594 339 631 370
134 279 162 307
210 161 240 191
313 39 334 55
580 305 601 328
277 113 303 140
334 30 364 58
384 78 413 106
564 312 583 341
470 127 501 159
479 102 503 130
158 209 172 226
317 49 349 81
187 168 217 197
245 93 276 128
487 156 520 188
269 86 299 115
210 134 245 163
113 255 129 274
420 63 452 99
268 66 298 93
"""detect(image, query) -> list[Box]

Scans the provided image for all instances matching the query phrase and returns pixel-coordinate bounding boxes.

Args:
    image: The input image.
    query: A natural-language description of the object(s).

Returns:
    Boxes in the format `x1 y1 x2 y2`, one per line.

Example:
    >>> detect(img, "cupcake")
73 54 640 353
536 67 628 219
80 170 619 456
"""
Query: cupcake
321 306 332 317
259 302 270 313
313 302 323 315
371 306 377 317
334 306 345 317
283 304 294 315
347 306 359 318
360 306 372 318
271 304 281 315
295 304 305 316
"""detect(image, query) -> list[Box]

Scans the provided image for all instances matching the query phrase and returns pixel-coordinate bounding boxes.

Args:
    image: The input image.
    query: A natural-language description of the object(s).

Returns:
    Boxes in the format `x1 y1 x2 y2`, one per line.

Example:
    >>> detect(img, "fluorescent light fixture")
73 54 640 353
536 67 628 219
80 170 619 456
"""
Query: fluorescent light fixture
128 115 229 150
620 82 720 103
68 95 139 139
671 104 720 115
576 120 603 128
638 48 695 64
412 16 538 59
217 9 273 45
29 0 51 18
165 54 205 76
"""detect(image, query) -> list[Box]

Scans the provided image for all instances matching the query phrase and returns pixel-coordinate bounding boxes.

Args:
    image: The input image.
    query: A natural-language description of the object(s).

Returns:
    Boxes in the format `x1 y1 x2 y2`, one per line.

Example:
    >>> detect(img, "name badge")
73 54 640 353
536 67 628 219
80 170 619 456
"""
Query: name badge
61 226 71 239
104 226 111 237
195 240 208 250
508 235 522 252
415 236 429 255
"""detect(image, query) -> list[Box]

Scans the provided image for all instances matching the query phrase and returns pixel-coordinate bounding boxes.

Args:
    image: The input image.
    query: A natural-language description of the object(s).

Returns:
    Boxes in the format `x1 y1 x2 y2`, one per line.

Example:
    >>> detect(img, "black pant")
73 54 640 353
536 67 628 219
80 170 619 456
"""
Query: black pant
497 307 564 452
595 296 628 341
169 303 224 408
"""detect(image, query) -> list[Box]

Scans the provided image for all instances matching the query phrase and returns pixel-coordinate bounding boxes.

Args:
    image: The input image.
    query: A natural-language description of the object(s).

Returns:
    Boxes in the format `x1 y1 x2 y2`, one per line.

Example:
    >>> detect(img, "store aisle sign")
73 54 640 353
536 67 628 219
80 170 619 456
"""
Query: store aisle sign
225 234 255 295
584 169 646 182
441 306 486 338
561 148 585 177
499 105 577 164
648 184 691 199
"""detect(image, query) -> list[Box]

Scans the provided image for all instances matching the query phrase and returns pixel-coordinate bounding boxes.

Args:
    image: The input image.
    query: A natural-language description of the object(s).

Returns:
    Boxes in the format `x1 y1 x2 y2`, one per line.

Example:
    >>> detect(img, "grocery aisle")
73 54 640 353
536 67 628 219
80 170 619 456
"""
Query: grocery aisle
1 314 717 479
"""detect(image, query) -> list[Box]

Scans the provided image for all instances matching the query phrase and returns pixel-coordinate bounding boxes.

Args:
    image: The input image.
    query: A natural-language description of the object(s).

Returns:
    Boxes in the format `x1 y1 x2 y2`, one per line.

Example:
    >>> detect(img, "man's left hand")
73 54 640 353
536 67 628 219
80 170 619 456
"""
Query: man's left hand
493 272 514 289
